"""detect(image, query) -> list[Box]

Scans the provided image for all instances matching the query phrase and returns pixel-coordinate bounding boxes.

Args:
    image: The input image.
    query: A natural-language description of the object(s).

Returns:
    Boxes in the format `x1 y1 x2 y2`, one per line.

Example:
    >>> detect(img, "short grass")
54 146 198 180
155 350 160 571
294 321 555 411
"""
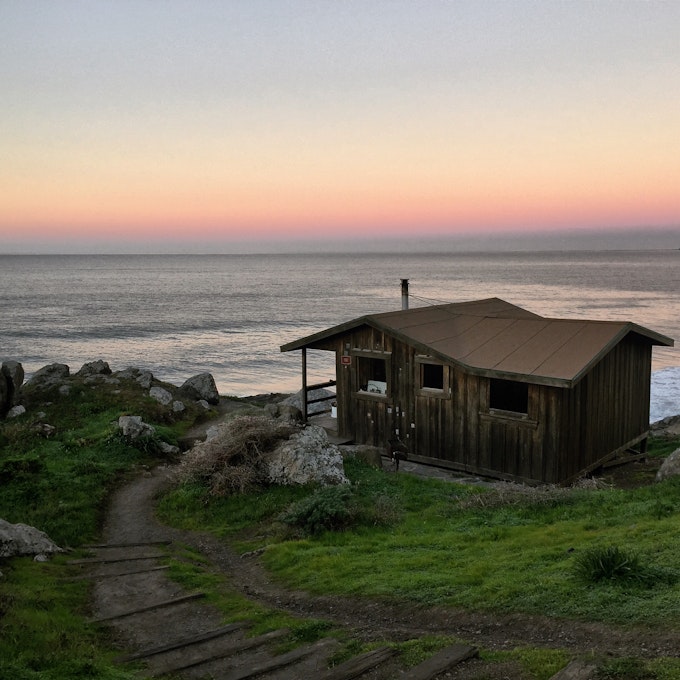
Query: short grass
0 376 202 680
159 451 680 627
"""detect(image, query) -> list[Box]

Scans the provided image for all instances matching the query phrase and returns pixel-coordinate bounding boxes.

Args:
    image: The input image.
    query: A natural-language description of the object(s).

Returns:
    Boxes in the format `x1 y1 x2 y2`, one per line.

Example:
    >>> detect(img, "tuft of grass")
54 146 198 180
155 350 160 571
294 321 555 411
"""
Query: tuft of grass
573 545 678 587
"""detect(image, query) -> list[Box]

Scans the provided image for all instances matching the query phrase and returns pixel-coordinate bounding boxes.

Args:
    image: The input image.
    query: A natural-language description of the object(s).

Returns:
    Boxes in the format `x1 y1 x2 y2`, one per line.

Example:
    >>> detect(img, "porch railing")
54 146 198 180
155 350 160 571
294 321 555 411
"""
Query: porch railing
302 379 336 422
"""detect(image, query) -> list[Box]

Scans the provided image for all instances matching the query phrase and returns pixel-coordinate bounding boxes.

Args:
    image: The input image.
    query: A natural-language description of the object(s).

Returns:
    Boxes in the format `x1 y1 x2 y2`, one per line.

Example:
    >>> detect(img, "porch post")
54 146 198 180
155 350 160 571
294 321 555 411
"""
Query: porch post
301 348 308 423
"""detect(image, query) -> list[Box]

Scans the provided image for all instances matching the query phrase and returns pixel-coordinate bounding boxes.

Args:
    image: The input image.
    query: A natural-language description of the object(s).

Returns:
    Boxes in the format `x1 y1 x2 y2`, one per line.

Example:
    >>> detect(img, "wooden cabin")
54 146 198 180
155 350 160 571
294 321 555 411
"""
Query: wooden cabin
281 298 673 484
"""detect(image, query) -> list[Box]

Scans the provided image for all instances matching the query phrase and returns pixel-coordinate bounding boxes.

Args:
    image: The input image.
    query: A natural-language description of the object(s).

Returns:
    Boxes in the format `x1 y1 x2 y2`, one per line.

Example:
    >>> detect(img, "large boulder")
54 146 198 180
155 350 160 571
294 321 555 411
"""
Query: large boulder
2 360 24 396
76 360 111 377
656 448 680 482
113 367 154 389
0 519 63 558
650 415 680 440
179 373 219 405
0 372 9 417
281 388 335 415
25 363 70 390
266 425 348 486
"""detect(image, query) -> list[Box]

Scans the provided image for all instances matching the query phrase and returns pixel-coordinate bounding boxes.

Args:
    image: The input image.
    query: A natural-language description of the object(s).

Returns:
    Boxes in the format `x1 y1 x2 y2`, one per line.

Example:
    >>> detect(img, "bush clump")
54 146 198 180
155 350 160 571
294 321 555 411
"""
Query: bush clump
177 415 296 496
573 545 677 587
279 484 353 535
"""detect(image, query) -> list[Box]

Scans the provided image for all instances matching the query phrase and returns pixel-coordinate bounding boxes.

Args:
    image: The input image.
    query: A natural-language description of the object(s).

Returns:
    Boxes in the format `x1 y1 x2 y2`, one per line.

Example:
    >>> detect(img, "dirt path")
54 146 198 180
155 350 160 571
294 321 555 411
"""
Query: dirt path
86 465 680 679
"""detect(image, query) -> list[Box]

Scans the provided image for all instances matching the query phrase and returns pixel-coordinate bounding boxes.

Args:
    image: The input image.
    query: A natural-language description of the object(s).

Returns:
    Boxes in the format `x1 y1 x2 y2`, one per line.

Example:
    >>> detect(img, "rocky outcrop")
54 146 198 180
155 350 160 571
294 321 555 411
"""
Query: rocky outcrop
650 415 680 439
179 373 219 405
656 447 680 482
281 388 335 415
75 360 111 377
25 363 70 390
0 518 63 558
1 360 24 416
113 367 154 389
266 425 348 486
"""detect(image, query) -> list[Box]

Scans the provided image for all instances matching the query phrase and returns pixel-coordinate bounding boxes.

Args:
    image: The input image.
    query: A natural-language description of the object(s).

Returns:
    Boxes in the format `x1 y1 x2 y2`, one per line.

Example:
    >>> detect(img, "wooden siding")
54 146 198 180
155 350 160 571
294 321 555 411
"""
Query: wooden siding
319 326 654 484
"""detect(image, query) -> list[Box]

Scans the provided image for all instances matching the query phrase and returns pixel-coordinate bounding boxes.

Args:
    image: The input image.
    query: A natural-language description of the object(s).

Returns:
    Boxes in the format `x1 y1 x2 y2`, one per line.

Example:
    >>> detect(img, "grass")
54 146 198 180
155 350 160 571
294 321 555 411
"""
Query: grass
159 452 680 627
0 374 204 680
4 375 680 679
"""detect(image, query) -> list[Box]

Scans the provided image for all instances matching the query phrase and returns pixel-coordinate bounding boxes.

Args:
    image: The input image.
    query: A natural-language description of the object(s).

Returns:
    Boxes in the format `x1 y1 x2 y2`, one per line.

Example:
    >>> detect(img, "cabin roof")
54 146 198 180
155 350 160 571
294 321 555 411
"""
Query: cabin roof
280 297 674 387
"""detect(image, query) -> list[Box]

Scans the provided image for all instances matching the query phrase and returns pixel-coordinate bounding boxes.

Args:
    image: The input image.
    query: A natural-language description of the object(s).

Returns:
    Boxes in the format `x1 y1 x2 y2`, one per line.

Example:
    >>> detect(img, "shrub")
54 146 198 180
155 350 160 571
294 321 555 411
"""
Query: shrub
573 545 677 587
177 415 296 496
279 485 353 535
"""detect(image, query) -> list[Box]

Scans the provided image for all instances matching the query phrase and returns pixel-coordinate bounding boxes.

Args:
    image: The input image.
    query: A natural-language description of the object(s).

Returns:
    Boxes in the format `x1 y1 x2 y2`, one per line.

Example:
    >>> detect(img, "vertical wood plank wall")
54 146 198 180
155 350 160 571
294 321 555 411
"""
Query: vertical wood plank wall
315 328 654 484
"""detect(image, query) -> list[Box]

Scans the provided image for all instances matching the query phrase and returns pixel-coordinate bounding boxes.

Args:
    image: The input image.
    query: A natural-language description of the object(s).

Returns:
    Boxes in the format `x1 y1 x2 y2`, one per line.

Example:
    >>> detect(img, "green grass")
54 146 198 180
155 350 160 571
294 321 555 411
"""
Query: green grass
0 376 203 680
4 377 680 679
0 556 135 680
159 449 680 629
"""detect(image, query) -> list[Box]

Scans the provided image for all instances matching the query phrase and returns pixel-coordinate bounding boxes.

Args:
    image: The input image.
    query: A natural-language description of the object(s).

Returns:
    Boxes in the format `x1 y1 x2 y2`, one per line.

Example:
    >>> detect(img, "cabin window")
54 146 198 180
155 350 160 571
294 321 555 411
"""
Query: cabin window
357 356 388 396
421 363 444 390
489 378 528 414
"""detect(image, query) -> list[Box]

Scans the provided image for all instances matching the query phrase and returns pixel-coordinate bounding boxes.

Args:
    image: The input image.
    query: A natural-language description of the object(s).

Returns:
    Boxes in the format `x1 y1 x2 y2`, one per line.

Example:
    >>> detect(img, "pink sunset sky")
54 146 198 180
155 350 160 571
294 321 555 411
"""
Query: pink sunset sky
1 1 679 253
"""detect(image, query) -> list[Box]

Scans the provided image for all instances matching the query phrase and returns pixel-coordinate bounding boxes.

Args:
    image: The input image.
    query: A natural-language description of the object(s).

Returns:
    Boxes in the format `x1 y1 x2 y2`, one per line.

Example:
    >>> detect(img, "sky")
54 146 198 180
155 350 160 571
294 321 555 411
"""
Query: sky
1 0 679 254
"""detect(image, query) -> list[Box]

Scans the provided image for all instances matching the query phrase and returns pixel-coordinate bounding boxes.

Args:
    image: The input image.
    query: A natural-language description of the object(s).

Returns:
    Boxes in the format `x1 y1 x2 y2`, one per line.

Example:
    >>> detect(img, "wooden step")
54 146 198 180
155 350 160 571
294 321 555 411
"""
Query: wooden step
116 621 249 662
319 646 397 680
400 643 478 680
149 628 290 677
91 592 205 623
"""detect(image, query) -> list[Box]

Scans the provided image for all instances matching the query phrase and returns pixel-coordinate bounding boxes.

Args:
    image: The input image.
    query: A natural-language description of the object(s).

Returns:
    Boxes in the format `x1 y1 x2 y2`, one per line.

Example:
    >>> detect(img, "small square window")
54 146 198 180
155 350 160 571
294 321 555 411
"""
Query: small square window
421 363 444 390
490 378 528 414
357 356 388 395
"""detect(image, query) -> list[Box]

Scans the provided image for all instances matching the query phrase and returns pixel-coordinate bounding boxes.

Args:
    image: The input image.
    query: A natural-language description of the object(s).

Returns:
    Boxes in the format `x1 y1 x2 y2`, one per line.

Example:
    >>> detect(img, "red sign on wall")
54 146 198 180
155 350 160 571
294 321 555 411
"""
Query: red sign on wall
341 356 352 366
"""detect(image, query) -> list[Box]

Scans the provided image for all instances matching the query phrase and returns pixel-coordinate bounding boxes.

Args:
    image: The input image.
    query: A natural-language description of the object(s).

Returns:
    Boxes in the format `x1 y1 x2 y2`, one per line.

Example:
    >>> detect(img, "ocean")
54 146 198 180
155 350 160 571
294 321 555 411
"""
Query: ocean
1 250 679 421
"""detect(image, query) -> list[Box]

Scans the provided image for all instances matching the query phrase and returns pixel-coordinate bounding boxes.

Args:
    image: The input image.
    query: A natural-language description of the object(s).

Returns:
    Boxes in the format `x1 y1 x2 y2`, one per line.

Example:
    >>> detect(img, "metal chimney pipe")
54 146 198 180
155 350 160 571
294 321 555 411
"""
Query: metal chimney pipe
401 278 409 310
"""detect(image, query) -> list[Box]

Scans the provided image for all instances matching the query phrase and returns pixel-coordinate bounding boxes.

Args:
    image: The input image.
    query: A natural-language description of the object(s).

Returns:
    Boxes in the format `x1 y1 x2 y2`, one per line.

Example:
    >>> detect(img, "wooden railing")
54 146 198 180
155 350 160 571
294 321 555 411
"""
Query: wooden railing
302 379 336 421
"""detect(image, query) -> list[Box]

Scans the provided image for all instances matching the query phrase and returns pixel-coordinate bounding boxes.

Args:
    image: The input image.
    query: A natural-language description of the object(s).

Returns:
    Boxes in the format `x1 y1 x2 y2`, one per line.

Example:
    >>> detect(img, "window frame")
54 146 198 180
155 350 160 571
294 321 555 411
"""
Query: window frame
415 356 450 398
488 377 529 417
352 349 391 399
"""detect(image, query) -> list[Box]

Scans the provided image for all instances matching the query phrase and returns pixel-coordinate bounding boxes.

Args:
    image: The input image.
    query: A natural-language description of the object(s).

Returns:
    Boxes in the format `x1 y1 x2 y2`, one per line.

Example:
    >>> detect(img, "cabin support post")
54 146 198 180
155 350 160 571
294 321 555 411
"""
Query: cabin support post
301 348 308 423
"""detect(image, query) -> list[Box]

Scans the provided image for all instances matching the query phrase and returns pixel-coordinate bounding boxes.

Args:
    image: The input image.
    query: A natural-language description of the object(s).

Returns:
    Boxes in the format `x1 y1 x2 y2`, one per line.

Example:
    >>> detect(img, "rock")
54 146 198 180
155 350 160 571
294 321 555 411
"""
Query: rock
149 386 173 405
33 422 56 438
118 415 155 440
340 444 384 468
266 425 348 486
0 518 63 558
25 363 70 389
264 402 303 424
0 372 9 417
282 388 335 415
159 441 180 456
197 399 210 410
650 415 680 439
179 373 219 405
7 405 26 419
656 447 680 482
76 360 111 377
113 367 154 388
1 361 24 409
2 360 24 389
172 400 186 413
58 384 71 396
